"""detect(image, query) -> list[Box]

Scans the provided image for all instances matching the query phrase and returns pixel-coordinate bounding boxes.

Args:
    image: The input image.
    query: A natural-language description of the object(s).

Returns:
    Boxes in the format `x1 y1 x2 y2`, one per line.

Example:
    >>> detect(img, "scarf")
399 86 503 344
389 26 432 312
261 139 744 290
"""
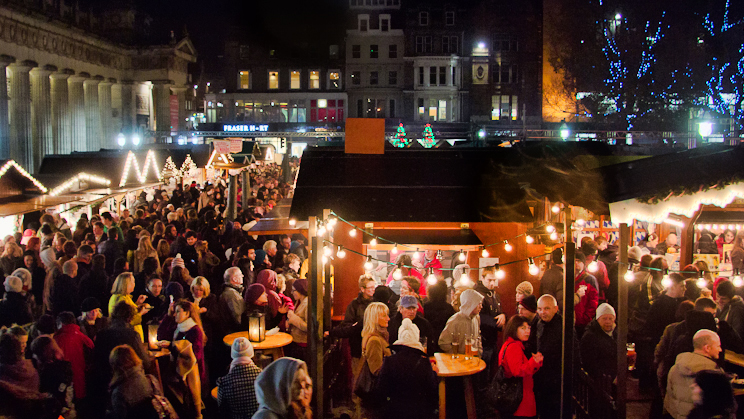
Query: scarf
229 356 255 372
174 317 197 341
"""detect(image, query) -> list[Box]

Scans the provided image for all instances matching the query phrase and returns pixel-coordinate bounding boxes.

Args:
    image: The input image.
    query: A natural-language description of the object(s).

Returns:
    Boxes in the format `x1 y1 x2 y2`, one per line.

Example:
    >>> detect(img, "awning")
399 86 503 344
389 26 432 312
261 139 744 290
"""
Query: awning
693 207 744 225
0 195 86 217
361 228 483 250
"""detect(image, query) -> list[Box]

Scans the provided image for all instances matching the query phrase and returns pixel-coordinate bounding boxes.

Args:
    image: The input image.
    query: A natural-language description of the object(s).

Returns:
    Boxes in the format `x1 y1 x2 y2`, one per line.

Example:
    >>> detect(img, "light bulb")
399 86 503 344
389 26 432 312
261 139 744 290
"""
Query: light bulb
529 263 539 276
289 218 296 226
624 269 635 282
370 238 377 246
393 269 403 280
328 217 337 226
317 226 326 236
337 247 346 259
391 244 398 254
550 232 558 241
459 251 466 262
349 228 357 237
696 278 707 289
460 276 472 287
576 218 586 226
482 248 489 258
323 246 332 257
551 205 560 214
735 276 743 288
546 225 555 233
413 250 421 260
364 258 373 270
504 241 513 252
587 261 598 273
661 275 672 288
427 274 437 285
525 235 534 244
321 255 328 264
495 269 505 280
326 221 334 231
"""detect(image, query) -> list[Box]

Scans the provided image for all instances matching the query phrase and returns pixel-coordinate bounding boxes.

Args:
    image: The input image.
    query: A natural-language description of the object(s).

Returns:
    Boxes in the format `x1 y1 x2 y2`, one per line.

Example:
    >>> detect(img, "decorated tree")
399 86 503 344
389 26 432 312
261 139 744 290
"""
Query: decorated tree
162 156 178 179
390 123 411 148
418 124 437 148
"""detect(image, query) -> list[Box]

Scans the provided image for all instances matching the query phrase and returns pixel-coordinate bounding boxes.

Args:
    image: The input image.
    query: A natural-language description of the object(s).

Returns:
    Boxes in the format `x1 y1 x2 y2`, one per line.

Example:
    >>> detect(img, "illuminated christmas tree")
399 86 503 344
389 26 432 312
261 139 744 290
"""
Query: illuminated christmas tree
390 123 411 148
180 154 198 176
162 156 177 179
418 124 437 148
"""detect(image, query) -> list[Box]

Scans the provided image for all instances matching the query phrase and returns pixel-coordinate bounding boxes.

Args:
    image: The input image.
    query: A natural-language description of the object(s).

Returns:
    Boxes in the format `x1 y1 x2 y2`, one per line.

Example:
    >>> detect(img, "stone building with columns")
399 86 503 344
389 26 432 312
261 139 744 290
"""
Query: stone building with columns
0 2 197 173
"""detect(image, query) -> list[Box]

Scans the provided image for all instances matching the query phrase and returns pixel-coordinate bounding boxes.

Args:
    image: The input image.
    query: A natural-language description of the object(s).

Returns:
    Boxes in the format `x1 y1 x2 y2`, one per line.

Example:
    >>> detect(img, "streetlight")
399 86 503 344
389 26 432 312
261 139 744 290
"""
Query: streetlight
478 42 485 49
698 121 712 139
559 122 570 141
117 133 125 147
132 134 140 146
478 129 486 139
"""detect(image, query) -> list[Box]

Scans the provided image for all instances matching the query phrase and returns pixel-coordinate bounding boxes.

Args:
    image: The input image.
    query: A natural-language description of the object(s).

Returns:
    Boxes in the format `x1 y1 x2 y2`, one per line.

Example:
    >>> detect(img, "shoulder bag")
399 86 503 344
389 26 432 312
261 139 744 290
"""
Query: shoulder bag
486 341 524 415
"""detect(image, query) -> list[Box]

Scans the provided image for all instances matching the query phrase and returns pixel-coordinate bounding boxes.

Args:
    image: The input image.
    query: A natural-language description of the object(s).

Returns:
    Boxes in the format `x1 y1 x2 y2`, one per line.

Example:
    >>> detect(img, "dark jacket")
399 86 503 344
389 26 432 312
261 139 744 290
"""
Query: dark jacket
656 311 717 392
474 281 503 361
540 265 565 309
50 274 79 316
717 295 744 341
376 344 438 419
0 292 33 327
645 294 684 345
36 359 73 411
107 366 157 419
98 240 124 276
580 319 617 379
387 313 436 356
92 320 151 401
330 293 372 358
422 299 456 354
533 312 563 392
78 268 111 316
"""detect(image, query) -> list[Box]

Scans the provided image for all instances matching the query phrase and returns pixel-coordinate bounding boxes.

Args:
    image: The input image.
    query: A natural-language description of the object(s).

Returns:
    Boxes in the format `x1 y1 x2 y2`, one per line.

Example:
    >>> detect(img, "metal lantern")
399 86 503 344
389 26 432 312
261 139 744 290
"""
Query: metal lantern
148 324 160 350
248 312 266 343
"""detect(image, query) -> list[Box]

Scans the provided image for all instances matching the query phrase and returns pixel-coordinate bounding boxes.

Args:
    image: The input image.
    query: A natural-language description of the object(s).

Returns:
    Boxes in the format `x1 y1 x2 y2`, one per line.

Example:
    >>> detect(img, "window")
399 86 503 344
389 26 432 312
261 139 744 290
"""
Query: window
418 67 424 85
443 36 458 54
239 45 250 59
370 71 378 85
290 71 301 89
370 45 378 59
388 71 397 85
238 70 250 89
366 98 386 118
429 67 436 85
439 67 446 85
418 98 425 117
452 67 457 86
309 71 320 89
351 71 361 85
493 36 518 52
268 71 279 89
357 99 363 117
388 0 400 5
445 11 455 25
389 44 397 58
442 37 449 54
329 71 341 89
416 36 432 53
491 95 519 120
352 45 361 59
419 11 429 26
389 99 395 118
424 36 432 53
494 64 519 84
359 15 369 31
380 17 389 32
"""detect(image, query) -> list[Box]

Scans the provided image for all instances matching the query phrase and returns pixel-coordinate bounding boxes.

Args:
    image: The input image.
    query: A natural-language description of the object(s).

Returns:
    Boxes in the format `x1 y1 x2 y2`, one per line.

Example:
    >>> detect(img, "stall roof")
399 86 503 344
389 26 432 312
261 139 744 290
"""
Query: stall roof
247 218 309 236
362 228 483 250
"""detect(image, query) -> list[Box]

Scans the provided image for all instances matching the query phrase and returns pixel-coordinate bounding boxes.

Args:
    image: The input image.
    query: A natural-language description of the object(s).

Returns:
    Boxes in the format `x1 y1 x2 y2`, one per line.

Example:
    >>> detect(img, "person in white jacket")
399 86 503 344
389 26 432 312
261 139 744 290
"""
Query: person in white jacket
664 329 723 419
438 289 483 356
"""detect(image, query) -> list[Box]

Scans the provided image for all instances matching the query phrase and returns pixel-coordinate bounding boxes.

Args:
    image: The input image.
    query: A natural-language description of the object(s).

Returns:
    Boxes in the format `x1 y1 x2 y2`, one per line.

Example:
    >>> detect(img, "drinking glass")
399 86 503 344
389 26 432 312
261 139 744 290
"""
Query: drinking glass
451 332 460 358
463 335 472 360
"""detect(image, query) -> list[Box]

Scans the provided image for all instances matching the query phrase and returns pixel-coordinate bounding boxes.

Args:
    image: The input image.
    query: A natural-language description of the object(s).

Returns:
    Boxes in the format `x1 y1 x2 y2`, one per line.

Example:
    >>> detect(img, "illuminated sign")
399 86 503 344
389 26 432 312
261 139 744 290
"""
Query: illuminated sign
223 124 269 132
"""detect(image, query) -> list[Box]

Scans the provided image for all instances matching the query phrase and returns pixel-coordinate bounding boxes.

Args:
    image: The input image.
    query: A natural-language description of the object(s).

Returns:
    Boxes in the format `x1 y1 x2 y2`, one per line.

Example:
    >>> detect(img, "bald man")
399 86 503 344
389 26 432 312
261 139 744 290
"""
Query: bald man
50 260 79 316
665 329 723 419
533 295 563 419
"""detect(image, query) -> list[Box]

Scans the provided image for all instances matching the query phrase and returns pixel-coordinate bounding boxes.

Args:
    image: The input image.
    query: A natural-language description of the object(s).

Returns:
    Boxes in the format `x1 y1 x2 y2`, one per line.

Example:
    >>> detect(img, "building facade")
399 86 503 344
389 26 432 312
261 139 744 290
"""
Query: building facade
0 0 196 172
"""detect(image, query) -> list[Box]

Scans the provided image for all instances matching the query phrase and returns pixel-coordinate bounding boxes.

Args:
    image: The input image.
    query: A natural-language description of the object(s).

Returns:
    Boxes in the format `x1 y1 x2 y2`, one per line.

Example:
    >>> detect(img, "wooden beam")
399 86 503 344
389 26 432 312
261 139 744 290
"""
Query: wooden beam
616 223 629 419
561 207 575 419
308 216 324 416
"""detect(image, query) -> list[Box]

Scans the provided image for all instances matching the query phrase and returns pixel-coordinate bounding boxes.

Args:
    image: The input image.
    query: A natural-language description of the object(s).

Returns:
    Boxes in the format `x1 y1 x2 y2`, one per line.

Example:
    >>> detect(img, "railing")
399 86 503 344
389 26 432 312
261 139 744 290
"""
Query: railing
573 368 617 419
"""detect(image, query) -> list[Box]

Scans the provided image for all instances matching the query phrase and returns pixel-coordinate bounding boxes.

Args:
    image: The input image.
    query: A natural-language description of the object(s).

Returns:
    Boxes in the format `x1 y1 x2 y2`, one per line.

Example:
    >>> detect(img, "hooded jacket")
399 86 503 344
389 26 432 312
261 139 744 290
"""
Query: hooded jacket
253 357 306 419
438 289 483 355
717 295 744 341
664 352 721 419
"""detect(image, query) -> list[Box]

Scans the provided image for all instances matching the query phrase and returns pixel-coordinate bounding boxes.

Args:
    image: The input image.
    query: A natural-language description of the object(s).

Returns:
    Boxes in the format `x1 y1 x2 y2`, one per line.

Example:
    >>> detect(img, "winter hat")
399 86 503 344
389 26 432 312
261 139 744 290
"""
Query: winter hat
293 277 308 296
171 254 185 270
596 303 616 319
393 318 425 352
628 246 643 262
519 295 538 313
4 276 22 293
516 281 534 296
20 229 35 246
459 289 484 316
11 268 32 291
245 283 266 304
289 241 302 254
40 247 56 270
80 297 101 313
399 295 418 308
231 337 255 359
164 282 185 301
255 249 268 266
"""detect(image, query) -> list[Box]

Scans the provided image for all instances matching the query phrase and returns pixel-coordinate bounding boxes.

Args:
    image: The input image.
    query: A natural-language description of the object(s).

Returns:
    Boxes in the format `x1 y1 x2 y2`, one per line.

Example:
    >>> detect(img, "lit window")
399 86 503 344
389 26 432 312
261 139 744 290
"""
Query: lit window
329 72 341 89
239 70 250 89
290 71 301 89
445 11 455 25
269 71 279 89
309 71 320 89
318 99 327 108
419 11 428 25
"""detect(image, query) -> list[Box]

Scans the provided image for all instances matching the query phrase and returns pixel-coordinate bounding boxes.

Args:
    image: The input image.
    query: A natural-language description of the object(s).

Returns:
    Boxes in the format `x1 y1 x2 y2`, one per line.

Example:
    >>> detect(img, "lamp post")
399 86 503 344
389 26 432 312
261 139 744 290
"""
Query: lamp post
698 121 712 142
559 122 570 141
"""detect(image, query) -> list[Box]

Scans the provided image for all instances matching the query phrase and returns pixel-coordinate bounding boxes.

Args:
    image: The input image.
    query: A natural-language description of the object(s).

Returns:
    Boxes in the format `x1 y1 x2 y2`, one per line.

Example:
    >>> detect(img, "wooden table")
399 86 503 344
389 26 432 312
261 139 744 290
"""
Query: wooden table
223 332 293 361
725 350 744 368
211 386 218 401
434 352 486 419
148 348 171 386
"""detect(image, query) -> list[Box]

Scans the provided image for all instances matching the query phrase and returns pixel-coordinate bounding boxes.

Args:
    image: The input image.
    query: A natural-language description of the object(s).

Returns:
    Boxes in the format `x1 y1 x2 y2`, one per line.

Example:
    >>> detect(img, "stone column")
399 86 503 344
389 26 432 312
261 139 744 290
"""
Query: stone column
8 62 33 170
151 81 172 138
98 79 113 147
51 70 72 155
68 73 87 152
0 55 15 160
30 65 54 170
171 86 188 133
84 76 102 151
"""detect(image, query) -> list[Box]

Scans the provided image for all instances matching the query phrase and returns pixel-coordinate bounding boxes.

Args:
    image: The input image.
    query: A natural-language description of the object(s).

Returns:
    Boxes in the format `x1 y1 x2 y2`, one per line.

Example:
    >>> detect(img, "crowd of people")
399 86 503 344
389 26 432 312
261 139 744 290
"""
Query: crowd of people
0 158 740 419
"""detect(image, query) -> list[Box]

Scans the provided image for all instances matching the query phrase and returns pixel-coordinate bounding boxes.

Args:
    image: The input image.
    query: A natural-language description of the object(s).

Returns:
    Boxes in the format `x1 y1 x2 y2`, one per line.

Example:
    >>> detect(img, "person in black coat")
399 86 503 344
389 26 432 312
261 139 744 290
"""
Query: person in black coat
423 281 455 354
474 267 505 370
388 295 436 356
97 229 124 276
0 277 33 327
50 261 79 316
377 318 438 419
580 304 618 379
329 276 376 360
533 295 563 419
23 251 46 306
30 336 74 413
77 255 111 316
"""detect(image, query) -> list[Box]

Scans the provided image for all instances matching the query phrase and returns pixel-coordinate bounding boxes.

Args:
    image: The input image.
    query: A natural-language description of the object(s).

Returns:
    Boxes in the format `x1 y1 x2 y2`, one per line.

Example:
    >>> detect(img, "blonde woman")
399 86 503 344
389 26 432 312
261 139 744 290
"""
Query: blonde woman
109 272 150 341
133 236 159 274
0 242 23 277
357 302 391 412
156 239 170 263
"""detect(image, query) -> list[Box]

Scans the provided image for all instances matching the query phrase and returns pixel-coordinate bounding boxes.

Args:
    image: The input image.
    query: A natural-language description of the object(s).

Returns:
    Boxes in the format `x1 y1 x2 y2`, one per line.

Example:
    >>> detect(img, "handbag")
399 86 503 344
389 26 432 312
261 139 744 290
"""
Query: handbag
353 357 379 404
147 375 179 419
486 341 524 415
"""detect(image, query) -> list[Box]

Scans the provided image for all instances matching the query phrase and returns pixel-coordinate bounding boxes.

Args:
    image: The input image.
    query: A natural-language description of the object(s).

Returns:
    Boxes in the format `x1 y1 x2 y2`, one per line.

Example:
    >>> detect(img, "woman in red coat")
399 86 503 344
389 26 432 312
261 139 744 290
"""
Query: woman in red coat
53 311 94 400
498 315 543 418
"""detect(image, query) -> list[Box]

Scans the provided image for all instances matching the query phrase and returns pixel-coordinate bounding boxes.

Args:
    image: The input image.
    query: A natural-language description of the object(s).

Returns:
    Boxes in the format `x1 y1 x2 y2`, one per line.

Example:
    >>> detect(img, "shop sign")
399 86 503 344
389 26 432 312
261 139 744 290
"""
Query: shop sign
223 124 269 132
214 140 231 154
230 139 243 153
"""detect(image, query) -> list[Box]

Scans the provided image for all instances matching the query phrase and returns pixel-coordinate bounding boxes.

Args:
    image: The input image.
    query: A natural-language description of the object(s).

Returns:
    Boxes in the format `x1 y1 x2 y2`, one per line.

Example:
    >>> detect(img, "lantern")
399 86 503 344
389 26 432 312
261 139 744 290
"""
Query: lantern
248 312 266 343
148 324 160 350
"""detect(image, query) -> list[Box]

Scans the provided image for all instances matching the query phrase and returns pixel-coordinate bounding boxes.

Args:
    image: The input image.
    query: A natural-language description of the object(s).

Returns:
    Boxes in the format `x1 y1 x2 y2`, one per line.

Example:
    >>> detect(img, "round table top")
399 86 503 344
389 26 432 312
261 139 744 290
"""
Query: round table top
433 352 486 377
211 386 218 400
148 348 171 358
223 331 293 349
